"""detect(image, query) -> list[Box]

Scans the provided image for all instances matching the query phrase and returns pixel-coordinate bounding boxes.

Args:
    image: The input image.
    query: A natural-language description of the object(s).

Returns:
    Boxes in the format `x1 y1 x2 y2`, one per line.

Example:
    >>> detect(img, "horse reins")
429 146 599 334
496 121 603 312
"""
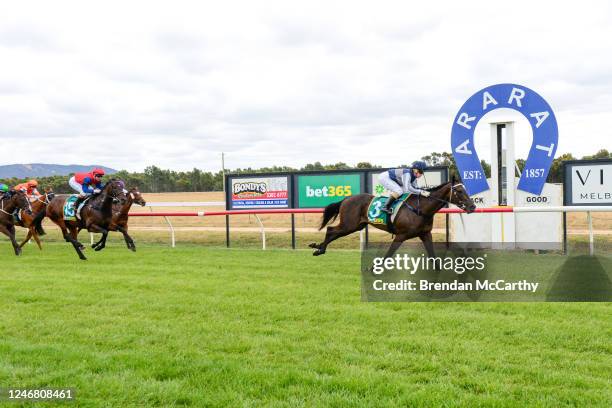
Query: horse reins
18 194 52 217
36 195 53 205
0 195 31 215
422 183 469 211
0 198 11 215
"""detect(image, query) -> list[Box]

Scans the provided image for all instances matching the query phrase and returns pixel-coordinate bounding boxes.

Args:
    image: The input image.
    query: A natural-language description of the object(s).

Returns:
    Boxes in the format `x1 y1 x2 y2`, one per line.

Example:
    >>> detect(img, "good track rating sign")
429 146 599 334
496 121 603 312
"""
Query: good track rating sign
451 84 558 196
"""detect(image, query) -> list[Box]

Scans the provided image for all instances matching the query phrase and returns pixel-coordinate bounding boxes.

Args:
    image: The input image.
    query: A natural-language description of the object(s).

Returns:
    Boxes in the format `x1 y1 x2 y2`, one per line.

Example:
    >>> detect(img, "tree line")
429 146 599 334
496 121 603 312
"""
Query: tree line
1 149 609 193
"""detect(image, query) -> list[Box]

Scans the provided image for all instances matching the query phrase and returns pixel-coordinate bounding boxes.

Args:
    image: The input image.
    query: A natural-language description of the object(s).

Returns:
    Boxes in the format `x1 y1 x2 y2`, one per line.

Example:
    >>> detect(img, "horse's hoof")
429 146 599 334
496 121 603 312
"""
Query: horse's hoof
129 246 136 252
313 249 325 256
308 243 319 249
94 246 104 252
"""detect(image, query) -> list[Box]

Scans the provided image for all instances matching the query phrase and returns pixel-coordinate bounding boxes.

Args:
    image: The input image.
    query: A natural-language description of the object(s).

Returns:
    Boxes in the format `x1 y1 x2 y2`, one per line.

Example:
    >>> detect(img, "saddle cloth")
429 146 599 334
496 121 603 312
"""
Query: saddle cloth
64 195 89 221
367 193 411 225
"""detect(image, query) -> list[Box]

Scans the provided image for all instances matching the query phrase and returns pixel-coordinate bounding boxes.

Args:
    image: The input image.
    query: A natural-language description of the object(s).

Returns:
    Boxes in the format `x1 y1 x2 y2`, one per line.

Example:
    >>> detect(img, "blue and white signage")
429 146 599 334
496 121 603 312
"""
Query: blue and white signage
451 84 558 196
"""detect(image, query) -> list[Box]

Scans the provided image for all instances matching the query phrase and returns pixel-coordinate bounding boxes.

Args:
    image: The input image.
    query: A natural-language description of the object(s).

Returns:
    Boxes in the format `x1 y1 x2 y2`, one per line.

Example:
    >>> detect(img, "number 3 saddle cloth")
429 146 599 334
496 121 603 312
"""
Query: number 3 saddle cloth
367 193 412 226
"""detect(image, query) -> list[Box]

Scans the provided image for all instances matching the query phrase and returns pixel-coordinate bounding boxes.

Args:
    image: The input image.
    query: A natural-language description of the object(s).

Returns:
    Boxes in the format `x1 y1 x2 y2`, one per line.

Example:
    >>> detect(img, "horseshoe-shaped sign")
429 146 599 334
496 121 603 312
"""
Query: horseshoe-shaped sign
451 83 558 196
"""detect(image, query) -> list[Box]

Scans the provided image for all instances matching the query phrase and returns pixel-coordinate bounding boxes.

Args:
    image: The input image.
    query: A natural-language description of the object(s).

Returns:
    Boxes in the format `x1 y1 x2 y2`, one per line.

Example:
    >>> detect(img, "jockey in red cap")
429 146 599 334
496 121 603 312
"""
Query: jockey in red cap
69 168 106 197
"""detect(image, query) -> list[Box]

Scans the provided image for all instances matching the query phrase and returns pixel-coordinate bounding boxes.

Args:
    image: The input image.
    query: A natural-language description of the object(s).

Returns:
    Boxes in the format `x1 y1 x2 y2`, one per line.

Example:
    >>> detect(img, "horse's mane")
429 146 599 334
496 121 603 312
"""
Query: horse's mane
423 181 451 192
89 179 121 205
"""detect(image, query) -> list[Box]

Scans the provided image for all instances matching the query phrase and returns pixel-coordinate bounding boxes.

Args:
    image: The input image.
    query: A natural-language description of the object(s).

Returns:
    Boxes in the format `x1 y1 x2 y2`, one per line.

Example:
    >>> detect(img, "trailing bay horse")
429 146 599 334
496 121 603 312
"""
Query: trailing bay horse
17 189 56 250
309 180 476 258
0 190 33 256
46 180 126 260
92 186 146 252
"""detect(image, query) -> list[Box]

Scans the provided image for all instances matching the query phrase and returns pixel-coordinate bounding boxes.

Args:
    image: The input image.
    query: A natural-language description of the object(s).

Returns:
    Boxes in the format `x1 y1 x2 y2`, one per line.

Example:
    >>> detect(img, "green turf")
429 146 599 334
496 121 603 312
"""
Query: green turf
0 243 610 407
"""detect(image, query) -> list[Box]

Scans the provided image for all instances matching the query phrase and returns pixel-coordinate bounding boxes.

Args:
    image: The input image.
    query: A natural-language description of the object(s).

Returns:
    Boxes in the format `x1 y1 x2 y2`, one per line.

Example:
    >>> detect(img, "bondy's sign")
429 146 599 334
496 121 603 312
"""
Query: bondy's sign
451 84 558 196
229 176 289 209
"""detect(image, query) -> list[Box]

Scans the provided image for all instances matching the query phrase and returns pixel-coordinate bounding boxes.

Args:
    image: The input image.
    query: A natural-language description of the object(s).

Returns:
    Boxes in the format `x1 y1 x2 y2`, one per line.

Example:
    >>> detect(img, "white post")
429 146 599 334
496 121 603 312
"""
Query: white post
489 122 517 248
254 214 266 250
90 233 94 245
505 122 516 207
164 216 176 248
359 229 365 251
587 211 594 256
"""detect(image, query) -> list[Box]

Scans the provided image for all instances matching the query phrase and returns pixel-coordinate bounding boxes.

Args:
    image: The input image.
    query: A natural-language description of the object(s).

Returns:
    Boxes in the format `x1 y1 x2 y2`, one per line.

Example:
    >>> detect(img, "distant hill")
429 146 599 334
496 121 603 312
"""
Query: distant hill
0 163 118 179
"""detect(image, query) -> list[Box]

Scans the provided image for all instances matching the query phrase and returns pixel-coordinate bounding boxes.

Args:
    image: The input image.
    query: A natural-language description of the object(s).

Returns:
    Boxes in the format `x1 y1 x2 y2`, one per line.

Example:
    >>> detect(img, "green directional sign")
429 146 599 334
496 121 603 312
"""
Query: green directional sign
297 174 361 208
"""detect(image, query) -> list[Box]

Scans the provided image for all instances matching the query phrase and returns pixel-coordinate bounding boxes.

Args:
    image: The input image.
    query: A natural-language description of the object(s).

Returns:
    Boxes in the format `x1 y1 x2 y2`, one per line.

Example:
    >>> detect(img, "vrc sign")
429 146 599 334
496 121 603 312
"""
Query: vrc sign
451 84 558 196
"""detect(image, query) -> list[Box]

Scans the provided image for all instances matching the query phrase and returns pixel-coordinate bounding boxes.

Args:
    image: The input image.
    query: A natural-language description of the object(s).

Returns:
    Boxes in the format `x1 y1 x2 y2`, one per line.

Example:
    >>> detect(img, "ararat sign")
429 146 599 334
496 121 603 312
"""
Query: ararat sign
451 84 558 196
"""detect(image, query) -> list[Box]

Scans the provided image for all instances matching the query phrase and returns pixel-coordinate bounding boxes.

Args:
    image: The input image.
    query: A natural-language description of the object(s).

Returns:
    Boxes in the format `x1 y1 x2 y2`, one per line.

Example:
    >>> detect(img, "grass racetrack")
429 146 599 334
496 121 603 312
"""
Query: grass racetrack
1 242 611 407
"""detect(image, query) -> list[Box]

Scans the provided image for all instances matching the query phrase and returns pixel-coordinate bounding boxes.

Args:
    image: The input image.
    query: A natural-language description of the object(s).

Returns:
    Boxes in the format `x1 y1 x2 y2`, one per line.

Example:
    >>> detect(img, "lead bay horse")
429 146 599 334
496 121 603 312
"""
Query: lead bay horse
310 180 476 258
46 180 126 260
92 186 146 252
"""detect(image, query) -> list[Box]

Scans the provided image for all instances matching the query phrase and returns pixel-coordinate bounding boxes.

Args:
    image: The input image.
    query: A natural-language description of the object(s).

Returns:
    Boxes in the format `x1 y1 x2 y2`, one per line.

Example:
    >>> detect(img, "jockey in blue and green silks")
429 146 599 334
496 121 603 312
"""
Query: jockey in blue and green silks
377 161 430 214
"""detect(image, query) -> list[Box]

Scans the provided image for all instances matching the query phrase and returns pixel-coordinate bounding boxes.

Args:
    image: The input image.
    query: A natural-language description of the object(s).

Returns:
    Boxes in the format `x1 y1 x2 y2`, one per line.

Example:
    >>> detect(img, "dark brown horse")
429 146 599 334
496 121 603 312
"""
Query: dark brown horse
17 189 56 250
46 180 126 260
0 190 33 255
310 181 476 258
92 186 146 252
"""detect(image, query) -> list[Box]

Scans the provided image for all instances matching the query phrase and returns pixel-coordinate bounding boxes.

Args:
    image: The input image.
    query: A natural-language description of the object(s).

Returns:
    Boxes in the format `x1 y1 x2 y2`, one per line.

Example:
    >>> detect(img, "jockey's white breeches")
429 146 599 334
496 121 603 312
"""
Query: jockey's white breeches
69 176 86 195
378 171 403 198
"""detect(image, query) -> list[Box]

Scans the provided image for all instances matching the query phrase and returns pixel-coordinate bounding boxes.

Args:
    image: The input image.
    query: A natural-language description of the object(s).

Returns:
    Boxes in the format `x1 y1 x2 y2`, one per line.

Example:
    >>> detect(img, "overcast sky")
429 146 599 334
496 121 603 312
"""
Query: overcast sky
1 1 611 172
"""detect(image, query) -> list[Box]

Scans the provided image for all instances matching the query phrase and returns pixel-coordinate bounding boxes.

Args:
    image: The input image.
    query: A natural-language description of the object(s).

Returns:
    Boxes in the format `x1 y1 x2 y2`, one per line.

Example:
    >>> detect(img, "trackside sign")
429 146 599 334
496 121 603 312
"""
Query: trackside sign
451 83 558 196
297 174 361 208
563 159 612 206
230 176 289 209
225 167 447 210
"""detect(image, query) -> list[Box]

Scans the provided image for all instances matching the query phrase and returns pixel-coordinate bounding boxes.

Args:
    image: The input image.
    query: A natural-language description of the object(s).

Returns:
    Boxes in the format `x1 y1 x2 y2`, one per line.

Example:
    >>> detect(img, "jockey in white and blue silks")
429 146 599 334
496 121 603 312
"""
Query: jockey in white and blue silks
378 161 430 214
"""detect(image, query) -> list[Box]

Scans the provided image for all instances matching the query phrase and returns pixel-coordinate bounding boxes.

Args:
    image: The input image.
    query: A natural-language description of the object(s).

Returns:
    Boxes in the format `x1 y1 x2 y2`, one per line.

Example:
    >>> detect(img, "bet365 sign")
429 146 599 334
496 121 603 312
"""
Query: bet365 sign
297 174 361 208
451 84 558 196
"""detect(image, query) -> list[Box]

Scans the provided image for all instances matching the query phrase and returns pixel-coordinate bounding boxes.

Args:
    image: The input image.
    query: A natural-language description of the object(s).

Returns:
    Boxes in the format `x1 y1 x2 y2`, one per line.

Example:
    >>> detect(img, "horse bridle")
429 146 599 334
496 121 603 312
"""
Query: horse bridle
16 193 53 217
422 182 470 211
0 198 10 215
36 194 52 205
93 183 124 204
0 193 31 215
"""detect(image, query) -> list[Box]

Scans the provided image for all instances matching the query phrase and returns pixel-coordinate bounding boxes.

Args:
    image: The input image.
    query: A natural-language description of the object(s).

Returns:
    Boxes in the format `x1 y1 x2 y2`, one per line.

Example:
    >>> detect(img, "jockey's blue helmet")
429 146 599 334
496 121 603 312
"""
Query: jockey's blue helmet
411 161 427 172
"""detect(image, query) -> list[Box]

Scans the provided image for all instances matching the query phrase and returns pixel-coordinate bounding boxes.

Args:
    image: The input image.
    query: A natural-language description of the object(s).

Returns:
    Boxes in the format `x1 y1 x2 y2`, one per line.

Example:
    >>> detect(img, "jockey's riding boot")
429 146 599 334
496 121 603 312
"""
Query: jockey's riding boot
382 195 398 214
73 194 87 210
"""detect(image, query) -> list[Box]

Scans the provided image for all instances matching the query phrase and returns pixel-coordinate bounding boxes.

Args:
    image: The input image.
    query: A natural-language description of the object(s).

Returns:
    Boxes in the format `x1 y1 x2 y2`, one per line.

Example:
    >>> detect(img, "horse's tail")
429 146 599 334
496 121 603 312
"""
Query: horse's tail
319 199 345 230
32 209 47 236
